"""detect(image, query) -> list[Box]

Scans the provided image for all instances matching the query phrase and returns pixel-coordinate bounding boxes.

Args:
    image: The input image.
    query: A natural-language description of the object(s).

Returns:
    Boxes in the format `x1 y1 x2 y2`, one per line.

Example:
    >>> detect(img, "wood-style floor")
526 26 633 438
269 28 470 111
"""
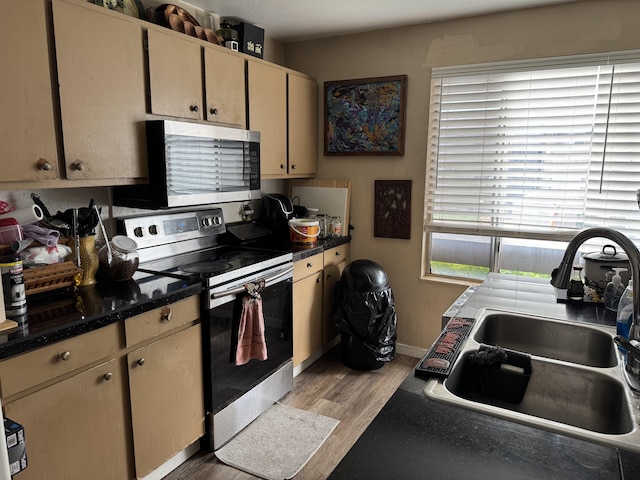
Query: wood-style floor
163 347 416 479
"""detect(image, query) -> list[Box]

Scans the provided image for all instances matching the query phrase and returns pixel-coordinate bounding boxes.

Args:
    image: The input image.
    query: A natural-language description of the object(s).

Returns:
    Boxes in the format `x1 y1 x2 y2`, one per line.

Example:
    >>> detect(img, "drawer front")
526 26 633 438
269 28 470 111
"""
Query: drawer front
124 295 200 347
0 323 119 398
324 244 349 267
293 253 324 282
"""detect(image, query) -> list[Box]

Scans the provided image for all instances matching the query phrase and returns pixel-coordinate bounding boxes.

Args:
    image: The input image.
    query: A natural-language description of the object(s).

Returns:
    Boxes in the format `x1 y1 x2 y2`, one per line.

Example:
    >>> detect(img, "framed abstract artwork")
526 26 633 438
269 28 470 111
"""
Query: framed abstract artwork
374 180 411 239
324 75 407 156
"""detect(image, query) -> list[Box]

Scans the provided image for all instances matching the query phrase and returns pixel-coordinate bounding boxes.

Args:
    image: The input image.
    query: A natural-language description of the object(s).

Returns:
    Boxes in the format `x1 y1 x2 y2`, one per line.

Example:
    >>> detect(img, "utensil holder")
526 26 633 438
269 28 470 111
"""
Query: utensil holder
76 235 99 287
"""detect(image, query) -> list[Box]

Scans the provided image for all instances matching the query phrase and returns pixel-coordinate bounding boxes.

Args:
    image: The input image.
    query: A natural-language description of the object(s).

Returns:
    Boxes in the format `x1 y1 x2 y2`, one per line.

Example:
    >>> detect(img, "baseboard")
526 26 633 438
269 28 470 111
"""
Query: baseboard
141 440 200 480
396 342 426 359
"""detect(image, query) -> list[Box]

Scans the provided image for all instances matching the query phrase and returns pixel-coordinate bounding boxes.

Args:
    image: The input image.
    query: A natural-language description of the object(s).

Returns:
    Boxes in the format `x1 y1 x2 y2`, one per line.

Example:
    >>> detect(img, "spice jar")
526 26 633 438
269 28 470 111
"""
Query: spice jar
98 235 139 281
329 216 343 237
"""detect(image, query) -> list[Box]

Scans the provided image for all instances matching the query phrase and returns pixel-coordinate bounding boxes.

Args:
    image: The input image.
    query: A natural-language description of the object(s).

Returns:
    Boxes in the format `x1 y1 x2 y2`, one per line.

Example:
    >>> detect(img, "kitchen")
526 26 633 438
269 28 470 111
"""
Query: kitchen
2 0 640 478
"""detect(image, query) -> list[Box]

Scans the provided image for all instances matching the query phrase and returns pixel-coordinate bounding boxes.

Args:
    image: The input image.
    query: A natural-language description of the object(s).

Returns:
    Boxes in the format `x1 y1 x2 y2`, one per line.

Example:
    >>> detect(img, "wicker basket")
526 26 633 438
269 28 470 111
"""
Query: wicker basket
23 261 81 296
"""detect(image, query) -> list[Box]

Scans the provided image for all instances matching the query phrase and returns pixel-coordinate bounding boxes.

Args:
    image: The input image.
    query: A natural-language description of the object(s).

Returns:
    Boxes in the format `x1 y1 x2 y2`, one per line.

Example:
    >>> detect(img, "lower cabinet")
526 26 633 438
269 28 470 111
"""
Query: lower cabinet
293 244 350 368
293 254 324 367
0 295 204 480
3 359 130 480
128 324 204 478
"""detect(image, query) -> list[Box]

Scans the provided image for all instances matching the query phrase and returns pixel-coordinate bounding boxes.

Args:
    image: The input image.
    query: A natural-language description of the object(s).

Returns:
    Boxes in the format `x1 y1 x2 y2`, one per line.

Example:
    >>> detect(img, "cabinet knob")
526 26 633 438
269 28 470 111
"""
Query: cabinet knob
327 273 333 279
59 351 71 361
291 164 297 170
137 358 145 366
190 104 199 113
316 278 322 284
280 164 286 170
335 251 341 257
71 161 85 171
307 262 313 268
37 158 52 171
160 306 172 322
209 107 219 115
103 372 113 381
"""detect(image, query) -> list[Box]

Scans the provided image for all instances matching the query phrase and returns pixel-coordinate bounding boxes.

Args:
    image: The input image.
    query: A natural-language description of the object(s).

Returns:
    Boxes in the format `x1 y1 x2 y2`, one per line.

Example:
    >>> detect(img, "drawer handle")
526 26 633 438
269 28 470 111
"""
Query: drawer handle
103 372 113 381
209 107 218 115
59 351 71 361
137 358 145 367
335 251 341 256
316 278 322 284
71 161 85 171
160 306 172 322
190 104 199 113
307 262 313 268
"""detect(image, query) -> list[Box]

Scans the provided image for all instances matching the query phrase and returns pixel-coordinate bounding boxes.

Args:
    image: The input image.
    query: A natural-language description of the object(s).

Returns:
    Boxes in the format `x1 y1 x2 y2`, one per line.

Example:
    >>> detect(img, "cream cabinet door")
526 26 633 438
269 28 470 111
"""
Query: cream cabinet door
1 0 59 181
3 359 129 480
288 73 318 177
147 28 203 120
128 324 205 478
53 0 148 181
204 47 246 127
247 60 287 176
293 270 324 366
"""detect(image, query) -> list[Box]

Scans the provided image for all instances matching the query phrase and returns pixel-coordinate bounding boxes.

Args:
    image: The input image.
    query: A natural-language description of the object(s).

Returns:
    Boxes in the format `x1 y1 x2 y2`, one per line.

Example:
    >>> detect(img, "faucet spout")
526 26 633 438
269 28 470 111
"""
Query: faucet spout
551 228 640 378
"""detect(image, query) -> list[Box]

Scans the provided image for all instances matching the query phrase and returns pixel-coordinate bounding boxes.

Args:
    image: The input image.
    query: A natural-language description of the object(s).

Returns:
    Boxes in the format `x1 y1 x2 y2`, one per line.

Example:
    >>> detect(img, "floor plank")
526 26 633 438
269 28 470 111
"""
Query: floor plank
162 346 416 479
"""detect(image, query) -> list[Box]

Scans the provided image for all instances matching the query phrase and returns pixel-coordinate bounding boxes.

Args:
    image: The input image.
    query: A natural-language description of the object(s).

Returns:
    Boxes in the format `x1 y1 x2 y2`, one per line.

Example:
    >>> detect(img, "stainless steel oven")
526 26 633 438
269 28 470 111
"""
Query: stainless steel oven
117 208 293 450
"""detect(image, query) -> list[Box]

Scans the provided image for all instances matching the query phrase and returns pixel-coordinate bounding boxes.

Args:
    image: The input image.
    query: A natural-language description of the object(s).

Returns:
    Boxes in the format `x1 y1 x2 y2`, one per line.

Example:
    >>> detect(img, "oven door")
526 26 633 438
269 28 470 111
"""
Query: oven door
202 265 293 449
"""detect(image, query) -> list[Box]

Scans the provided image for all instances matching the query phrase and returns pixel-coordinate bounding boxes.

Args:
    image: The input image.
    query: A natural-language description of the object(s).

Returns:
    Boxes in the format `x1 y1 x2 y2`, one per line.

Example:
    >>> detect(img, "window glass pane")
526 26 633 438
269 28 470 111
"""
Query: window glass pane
499 238 570 278
430 233 491 280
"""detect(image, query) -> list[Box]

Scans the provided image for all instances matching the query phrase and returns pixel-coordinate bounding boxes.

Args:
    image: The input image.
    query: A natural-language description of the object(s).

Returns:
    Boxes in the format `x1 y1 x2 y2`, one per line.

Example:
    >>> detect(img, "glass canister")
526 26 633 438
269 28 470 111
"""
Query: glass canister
98 235 139 281
329 216 343 237
317 214 329 239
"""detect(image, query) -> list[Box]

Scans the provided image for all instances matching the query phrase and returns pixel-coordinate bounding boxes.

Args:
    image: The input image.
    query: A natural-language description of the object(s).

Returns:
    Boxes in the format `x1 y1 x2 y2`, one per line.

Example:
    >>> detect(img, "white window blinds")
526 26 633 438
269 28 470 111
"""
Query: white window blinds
425 52 640 243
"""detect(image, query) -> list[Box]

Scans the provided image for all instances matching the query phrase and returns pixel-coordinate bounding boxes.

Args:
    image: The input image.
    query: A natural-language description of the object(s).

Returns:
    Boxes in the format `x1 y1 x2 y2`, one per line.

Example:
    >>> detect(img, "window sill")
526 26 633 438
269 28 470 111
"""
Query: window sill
420 274 482 287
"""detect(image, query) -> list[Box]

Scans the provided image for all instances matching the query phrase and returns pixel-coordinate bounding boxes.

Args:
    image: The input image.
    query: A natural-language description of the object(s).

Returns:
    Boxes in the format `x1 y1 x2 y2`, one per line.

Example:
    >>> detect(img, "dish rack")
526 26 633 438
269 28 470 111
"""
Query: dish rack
23 261 81 296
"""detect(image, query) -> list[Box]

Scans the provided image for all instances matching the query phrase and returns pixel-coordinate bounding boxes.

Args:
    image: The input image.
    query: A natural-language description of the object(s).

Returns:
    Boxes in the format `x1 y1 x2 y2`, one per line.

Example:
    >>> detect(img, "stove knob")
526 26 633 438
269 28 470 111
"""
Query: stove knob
202 216 213 228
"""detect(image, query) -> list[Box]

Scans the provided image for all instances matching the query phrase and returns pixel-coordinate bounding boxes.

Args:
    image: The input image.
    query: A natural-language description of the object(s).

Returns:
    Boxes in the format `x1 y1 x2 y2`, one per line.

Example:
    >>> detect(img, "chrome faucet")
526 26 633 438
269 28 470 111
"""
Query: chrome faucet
550 227 640 391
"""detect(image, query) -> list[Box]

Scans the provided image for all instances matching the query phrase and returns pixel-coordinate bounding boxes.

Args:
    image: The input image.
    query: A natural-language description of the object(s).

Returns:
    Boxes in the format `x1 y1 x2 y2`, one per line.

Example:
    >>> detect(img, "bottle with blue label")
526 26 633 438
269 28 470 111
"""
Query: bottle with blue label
616 277 633 350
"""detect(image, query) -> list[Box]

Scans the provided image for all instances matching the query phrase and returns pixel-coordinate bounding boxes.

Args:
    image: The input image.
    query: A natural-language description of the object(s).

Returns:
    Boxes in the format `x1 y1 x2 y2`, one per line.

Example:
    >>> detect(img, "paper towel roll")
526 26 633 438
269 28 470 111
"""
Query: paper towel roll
0 205 44 225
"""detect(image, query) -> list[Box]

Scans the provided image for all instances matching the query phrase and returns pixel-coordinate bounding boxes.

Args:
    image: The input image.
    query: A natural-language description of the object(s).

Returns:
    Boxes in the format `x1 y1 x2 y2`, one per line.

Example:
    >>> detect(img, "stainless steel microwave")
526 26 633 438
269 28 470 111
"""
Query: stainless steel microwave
113 120 261 209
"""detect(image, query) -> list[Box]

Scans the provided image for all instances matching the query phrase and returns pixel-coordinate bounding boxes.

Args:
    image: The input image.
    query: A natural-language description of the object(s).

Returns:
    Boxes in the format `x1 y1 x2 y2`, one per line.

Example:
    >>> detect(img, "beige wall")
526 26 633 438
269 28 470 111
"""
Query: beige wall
283 0 640 351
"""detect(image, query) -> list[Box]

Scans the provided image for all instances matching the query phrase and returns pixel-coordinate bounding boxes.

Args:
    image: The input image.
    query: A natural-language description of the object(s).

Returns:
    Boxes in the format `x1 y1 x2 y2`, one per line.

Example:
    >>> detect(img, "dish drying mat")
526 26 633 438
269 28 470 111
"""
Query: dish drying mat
415 316 475 379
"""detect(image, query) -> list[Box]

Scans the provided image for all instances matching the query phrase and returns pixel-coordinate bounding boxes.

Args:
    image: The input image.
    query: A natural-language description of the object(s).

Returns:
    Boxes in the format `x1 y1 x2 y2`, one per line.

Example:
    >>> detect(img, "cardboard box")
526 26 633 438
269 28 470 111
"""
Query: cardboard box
5 418 27 475
230 21 264 58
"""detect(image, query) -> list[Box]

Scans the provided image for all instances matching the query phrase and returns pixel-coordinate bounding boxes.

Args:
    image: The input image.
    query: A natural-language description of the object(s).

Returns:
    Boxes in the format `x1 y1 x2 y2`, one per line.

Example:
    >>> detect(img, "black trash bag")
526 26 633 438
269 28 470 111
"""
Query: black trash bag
333 287 398 362
332 260 398 368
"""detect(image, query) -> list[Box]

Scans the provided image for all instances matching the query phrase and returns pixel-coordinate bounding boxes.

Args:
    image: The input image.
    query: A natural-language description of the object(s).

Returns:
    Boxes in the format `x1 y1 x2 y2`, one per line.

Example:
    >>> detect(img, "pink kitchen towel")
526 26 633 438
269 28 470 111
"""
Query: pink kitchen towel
235 295 268 366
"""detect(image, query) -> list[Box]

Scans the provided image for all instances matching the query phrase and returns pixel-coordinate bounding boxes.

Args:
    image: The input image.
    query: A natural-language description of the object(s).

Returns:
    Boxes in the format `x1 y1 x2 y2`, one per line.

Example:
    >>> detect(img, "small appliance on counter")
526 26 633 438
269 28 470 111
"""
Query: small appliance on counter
259 193 295 243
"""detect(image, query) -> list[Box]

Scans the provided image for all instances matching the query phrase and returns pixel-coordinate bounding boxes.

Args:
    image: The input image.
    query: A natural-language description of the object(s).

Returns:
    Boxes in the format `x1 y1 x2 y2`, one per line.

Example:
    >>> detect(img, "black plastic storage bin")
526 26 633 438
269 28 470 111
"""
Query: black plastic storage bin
333 260 398 370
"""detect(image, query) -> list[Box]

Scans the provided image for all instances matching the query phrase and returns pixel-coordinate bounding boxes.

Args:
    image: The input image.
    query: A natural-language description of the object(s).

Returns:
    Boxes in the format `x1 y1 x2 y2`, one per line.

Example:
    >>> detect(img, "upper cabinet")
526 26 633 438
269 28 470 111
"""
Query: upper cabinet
53 0 148 182
203 47 246 126
248 60 317 178
247 60 288 175
0 0 60 182
147 27 247 127
288 72 318 177
147 28 203 120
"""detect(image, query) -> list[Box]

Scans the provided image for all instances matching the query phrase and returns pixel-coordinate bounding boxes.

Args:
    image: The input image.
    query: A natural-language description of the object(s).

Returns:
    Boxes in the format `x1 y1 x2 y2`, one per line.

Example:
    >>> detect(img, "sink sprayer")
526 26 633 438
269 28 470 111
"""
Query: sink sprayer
550 227 640 392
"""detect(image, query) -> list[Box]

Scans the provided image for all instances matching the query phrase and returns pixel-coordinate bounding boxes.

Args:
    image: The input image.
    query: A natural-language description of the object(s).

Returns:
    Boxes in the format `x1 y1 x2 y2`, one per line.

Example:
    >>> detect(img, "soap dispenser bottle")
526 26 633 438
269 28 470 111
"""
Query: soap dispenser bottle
604 268 626 311
616 277 634 344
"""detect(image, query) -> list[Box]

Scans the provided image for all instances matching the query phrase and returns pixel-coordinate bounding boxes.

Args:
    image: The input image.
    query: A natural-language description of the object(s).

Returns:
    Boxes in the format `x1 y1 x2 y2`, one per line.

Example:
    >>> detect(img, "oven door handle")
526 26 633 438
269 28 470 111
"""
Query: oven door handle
211 265 294 298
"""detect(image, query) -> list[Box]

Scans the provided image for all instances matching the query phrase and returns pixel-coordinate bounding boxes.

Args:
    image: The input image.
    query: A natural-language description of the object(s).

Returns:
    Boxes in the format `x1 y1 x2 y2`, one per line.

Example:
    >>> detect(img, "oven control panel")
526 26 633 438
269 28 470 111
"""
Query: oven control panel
116 208 225 250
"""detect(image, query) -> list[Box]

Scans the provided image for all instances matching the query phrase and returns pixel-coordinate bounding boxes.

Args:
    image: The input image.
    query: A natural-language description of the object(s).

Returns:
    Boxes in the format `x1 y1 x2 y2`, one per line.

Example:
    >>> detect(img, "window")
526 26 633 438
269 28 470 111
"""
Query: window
424 51 640 281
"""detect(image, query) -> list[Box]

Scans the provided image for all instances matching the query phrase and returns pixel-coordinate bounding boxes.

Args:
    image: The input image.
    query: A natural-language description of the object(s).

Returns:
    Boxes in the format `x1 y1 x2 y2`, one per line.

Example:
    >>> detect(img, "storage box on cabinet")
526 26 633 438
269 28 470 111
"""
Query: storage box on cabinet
0 323 119 398
124 295 200 347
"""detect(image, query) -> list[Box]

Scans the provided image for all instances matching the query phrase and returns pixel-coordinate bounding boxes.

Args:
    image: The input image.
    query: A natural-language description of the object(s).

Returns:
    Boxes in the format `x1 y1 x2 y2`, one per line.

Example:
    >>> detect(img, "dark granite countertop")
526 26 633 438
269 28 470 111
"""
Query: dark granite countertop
329 273 640 479
0 271 202 361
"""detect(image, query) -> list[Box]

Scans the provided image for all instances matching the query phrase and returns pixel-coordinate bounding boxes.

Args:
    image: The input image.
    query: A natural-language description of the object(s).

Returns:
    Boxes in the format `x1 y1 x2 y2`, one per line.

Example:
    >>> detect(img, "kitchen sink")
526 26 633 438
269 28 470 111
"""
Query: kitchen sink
423 309 640 453
473 312 618 367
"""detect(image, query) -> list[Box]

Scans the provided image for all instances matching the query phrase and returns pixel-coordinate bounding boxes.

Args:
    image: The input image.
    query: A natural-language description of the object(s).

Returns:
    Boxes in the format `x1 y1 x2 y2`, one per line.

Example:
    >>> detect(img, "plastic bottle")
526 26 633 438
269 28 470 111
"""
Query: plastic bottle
616 278 633 347
604 268 626 311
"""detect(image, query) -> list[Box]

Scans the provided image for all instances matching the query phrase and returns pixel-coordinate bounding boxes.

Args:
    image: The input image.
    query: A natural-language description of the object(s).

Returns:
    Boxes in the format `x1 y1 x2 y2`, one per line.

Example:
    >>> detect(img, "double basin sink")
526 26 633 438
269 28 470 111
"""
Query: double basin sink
423 310 640 453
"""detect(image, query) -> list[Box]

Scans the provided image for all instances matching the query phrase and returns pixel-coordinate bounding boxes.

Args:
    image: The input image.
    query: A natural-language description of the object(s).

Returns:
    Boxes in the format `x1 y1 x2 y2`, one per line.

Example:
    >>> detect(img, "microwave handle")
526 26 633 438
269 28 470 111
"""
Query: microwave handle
212 266 293 299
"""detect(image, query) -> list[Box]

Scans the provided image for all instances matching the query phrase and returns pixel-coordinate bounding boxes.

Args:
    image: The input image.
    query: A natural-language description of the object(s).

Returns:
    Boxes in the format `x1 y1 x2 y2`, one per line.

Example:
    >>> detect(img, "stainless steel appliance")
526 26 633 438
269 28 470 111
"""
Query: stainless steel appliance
113 120 261 209
117 208 293 450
